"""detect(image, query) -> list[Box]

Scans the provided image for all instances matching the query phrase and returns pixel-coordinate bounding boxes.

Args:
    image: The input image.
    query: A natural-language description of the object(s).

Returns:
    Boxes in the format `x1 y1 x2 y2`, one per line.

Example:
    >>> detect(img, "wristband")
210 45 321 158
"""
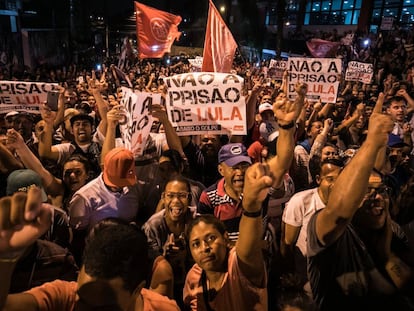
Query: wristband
278 121 295 129
242 209 262 218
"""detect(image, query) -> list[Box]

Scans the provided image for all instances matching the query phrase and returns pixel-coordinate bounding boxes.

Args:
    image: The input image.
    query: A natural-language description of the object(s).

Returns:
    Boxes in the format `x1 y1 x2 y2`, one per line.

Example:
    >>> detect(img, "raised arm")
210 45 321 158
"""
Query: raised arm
7 129 63 197
268 82 307 188
0 188 52 311
315 93 393 246
52 86 65 130
236 162 273 286
245 76 263 130
151 102 184 156
37 106 59 161
100 105 124 166
87 70 110 136
0 138 23 174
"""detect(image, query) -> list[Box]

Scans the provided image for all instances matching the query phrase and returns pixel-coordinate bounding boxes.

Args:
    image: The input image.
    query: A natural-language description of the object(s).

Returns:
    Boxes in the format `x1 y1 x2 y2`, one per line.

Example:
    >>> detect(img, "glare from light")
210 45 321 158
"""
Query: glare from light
220 5 225 13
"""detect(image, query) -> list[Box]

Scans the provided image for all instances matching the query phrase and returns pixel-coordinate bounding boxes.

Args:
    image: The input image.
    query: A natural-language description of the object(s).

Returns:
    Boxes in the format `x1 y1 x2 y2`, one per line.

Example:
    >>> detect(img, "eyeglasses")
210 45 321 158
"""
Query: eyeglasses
164 191 190 200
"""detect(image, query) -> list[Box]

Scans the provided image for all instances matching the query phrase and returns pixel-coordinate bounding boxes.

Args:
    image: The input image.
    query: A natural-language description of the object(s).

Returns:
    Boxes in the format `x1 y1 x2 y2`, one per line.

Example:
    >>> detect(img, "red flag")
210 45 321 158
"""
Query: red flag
202 0 237 73
306 38 340 58
135 1 182 59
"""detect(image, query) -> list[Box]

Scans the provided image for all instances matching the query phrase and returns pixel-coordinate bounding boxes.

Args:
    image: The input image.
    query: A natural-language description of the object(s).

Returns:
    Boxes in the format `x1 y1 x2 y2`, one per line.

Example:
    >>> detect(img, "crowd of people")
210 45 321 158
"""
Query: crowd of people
0 28 414 311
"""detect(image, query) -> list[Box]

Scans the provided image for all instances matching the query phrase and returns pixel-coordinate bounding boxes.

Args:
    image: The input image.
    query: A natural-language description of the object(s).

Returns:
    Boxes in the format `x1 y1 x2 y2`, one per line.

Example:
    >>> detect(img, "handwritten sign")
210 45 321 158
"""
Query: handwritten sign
269 59 287 80
287 57 341 103
345 61 373 84
119 87 157 157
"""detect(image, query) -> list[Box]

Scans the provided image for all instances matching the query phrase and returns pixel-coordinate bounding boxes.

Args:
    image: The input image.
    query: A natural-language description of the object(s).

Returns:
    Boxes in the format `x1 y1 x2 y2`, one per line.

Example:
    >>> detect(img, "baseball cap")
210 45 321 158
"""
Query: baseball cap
218 143 252 167
14 111 34 122
6 169 48 202
259 103 273 114
103 147 136 188
70 113 94 126
388 134 409 148
5 111 19 120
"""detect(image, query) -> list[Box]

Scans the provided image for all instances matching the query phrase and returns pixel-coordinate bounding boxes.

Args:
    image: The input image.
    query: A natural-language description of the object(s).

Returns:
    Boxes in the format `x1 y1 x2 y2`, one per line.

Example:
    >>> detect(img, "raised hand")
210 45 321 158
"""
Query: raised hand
366 92 393 147
6 129 25 150
273 82 308 125
0 188 52 259
243 163 274 212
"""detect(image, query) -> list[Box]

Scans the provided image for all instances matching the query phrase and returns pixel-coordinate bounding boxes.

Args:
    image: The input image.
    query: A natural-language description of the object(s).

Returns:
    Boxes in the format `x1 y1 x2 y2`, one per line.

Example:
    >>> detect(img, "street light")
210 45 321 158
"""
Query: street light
220 5 226 13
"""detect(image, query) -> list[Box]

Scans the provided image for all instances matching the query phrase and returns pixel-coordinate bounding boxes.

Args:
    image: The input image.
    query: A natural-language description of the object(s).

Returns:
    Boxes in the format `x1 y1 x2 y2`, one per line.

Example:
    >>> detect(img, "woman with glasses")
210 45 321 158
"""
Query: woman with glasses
142 175 196 308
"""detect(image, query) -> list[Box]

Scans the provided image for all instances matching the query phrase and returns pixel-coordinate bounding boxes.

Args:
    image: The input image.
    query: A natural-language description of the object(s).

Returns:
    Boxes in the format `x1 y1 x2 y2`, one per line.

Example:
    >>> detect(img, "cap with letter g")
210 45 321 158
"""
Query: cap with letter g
218 143 252 167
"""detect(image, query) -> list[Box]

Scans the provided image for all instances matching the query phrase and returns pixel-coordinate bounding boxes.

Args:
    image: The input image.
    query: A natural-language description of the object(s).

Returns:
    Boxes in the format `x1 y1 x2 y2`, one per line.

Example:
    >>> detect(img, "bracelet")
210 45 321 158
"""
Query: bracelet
242 209 262 218
278 121 295 129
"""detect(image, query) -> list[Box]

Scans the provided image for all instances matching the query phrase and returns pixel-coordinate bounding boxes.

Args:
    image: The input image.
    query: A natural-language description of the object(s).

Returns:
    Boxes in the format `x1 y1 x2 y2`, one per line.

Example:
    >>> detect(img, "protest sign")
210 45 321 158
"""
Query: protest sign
164 72 246 136
0 81 58 114
188 56 203 72
287 57 341 103
119 87 157 157
345 61 373 84
269 59 287 80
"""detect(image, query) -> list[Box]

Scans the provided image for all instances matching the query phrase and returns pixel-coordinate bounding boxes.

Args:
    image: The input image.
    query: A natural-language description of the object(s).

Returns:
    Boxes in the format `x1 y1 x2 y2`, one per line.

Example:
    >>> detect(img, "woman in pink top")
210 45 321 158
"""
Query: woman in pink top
183 163 274 311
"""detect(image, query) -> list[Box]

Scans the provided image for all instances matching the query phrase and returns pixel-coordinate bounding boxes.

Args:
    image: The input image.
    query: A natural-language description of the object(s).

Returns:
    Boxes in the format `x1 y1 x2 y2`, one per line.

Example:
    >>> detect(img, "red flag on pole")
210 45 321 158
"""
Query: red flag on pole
202 0 237 73
135 1 182 59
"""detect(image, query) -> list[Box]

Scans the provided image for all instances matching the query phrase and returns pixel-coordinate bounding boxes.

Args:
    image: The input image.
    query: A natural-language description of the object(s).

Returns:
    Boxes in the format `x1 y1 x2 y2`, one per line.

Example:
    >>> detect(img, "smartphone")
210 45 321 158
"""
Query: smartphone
47 90 60 111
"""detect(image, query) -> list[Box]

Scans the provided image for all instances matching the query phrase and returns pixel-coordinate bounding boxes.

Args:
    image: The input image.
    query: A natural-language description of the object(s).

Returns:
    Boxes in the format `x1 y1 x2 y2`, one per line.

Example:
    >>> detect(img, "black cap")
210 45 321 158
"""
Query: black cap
70 113 94 127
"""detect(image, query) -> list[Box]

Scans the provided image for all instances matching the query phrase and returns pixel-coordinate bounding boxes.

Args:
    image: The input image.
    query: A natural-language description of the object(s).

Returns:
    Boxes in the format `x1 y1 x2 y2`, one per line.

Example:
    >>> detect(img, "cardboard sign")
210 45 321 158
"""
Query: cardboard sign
164 72 246 136
269 59 287 80
119 87 157 156
287 57 341 103
345 61 373 84
0 81 58 114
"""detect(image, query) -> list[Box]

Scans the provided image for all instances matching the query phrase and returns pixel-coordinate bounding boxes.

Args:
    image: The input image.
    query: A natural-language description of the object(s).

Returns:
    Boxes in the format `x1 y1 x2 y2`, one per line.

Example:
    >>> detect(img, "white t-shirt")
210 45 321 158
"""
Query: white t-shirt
68 174 140 231
282 188 325 256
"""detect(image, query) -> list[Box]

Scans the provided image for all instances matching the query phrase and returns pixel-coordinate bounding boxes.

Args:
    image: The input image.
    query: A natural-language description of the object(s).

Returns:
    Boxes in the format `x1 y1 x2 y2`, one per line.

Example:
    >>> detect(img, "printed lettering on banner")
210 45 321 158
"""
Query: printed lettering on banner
119 87 157 157
164 72 246 136
0 81 58 113
345 61 373 84
287 57 342 103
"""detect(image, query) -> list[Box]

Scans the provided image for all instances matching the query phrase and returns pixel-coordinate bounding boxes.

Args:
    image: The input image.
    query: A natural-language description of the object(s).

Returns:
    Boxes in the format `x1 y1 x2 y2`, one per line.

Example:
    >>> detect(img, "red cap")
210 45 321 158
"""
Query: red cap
103 147 136 188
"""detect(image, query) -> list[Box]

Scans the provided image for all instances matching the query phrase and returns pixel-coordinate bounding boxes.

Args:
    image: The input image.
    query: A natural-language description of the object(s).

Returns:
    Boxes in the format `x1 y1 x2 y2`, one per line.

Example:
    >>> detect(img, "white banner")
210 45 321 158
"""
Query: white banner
345 61 373 84
119 87 157 157
0 80 58 114
164 72 246 136
287 57 341 103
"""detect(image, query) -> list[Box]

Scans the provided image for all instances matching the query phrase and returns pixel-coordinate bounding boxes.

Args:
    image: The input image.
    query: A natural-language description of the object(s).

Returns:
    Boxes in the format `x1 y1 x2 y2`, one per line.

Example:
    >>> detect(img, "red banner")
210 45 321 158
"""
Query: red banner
306 38 340 58
202 0 237 73
135 1 182 59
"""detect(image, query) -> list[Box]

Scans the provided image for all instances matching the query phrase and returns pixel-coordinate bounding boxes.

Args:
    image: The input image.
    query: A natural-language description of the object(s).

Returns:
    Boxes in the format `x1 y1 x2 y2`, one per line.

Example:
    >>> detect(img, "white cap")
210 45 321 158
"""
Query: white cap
5 111 19 119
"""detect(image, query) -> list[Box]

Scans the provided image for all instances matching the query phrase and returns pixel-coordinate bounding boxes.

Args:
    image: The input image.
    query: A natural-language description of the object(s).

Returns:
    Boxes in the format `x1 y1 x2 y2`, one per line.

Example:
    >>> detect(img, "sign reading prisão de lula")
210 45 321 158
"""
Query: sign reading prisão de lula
164 72 247 136
287 57 342 103
0 81 58 114
345 61 373 84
